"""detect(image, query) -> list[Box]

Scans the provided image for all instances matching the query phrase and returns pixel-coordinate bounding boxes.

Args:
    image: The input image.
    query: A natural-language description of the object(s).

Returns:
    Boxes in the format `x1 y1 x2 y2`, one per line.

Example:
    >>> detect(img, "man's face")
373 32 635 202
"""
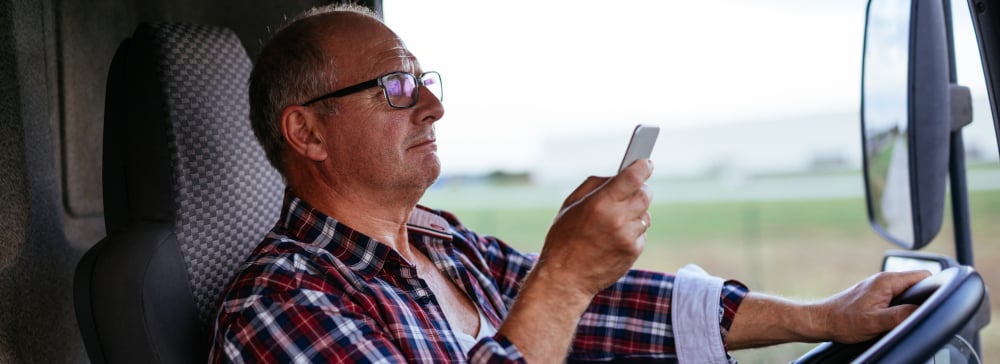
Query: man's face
313 13 445 195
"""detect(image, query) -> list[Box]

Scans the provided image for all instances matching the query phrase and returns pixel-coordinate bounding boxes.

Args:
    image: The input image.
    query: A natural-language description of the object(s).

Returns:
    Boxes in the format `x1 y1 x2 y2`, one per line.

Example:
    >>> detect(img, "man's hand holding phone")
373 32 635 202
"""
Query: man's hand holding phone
496 125 658 363
536 124 660 297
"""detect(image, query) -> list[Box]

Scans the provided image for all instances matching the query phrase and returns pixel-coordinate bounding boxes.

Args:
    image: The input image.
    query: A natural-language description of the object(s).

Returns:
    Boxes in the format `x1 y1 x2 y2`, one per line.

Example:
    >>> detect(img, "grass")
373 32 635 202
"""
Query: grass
423 184 1000 363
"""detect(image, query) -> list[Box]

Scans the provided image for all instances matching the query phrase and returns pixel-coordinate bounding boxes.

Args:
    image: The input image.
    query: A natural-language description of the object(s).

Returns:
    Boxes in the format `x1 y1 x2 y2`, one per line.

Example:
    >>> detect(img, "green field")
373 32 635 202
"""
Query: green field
422 184 1000 363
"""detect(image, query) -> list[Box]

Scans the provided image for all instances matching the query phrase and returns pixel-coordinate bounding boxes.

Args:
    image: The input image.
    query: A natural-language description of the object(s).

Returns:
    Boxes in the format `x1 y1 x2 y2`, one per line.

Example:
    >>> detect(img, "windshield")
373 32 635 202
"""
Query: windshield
386 1 999 361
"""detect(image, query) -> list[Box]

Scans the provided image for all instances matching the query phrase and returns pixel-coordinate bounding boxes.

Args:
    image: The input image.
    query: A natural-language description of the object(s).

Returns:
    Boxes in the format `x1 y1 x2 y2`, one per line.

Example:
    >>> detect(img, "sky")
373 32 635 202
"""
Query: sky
383 0 995 177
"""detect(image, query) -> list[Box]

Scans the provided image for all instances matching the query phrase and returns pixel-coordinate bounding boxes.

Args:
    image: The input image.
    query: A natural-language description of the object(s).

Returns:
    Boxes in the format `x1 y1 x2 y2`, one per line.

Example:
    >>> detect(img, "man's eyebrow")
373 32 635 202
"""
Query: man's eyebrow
365 59 421 79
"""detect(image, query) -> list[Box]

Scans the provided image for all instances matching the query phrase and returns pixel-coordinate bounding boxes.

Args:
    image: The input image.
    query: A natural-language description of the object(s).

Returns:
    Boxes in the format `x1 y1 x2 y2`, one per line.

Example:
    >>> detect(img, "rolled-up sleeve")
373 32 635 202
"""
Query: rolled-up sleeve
672 264 749 364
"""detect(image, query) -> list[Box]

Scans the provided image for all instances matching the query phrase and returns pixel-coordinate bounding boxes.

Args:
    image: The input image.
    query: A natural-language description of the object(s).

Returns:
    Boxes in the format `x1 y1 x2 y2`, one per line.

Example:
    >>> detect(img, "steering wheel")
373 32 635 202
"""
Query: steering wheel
792 266 985 364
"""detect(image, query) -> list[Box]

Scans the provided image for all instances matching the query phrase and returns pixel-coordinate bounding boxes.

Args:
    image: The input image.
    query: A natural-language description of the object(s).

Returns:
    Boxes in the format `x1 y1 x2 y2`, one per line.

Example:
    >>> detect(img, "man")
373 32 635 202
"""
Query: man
209 4 929 363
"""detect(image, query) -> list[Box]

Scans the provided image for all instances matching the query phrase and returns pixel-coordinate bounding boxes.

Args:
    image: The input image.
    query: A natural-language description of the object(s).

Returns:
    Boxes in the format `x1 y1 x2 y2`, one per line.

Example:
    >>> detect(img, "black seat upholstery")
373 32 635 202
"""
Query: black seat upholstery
74 23 284 363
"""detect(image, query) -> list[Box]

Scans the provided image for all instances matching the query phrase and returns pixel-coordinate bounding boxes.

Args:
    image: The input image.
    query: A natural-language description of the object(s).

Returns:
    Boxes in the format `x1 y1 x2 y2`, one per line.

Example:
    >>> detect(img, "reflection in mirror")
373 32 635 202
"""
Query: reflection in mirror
883 256 944 274
863 0 914 246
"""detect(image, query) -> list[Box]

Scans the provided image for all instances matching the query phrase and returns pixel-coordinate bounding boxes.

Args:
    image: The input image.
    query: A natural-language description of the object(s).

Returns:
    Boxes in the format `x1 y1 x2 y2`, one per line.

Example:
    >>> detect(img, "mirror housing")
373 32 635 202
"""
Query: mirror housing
861 0 952 250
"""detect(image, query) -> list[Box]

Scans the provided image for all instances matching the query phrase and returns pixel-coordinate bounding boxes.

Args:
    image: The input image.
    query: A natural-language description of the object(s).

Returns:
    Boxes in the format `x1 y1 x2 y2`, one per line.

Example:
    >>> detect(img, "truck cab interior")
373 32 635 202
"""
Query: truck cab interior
2 0 998 362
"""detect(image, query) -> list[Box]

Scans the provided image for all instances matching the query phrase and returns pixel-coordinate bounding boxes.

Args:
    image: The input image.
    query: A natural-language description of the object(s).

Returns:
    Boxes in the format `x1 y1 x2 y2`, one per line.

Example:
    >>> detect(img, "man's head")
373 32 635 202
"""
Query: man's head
249 4 444 200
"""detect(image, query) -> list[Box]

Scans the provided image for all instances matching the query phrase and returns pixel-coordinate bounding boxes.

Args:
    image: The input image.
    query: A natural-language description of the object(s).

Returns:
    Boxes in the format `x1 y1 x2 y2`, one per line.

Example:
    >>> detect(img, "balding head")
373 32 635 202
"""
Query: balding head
248 4 385 178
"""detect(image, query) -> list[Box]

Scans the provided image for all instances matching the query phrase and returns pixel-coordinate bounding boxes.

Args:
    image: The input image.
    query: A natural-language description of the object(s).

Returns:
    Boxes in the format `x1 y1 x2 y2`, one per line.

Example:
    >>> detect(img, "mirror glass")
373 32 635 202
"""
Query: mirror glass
883 256 945 274
862 0 914 246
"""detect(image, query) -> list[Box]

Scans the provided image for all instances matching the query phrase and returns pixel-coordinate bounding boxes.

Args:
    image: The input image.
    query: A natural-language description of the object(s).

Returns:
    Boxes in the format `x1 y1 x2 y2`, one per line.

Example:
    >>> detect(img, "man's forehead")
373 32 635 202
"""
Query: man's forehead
364 39 420 76
315 13 421 78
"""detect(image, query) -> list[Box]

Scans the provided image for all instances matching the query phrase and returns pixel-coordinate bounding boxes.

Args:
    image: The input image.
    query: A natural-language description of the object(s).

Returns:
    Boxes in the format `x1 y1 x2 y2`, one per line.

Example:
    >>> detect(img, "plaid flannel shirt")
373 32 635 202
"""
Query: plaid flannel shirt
209 191 748 363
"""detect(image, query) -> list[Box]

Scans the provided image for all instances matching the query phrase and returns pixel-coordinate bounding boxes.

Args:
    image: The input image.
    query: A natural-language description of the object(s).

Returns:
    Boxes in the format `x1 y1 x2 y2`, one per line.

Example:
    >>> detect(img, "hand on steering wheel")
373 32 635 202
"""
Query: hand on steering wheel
793 267 985 364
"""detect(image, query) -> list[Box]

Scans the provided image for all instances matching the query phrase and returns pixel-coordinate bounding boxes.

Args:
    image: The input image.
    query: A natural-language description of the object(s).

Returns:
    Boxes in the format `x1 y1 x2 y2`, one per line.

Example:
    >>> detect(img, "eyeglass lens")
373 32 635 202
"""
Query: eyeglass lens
421 73 442 101
382 72 442 108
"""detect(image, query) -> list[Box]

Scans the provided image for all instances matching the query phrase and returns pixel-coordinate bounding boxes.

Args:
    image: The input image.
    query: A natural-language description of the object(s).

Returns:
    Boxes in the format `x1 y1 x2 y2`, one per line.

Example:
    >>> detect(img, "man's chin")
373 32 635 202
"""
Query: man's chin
405 156 440 192
422 160 442 188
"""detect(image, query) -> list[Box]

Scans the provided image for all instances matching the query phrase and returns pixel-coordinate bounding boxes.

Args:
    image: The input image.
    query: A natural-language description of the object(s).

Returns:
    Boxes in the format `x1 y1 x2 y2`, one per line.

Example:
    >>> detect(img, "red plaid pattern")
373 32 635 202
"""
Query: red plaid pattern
209 191 748 363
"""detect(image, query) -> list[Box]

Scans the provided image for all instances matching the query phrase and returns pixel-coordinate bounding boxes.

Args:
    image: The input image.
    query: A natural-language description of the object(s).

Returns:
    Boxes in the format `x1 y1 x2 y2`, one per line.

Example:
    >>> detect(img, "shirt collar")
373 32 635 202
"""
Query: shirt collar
278 189 453 279
406 206 452 240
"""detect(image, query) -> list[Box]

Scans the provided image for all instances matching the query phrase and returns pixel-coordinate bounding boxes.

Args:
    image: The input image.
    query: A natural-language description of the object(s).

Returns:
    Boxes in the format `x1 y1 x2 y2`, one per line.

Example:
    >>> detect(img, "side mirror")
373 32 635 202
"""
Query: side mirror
861 0 952 249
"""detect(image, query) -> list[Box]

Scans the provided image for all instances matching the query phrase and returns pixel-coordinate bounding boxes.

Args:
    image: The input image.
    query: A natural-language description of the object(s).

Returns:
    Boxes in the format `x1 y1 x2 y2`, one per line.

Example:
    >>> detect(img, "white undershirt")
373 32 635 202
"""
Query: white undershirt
455 306 498 355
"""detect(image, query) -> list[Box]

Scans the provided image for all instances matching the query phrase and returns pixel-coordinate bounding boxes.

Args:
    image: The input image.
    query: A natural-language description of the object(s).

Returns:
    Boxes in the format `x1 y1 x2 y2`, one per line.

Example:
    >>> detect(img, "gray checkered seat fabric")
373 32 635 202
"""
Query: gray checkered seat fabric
75 23 284 364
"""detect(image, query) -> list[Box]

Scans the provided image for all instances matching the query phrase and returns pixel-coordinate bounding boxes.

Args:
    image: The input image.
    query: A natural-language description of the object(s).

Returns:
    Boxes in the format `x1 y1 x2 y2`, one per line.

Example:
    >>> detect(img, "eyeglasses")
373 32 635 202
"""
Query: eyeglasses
300 71 443 109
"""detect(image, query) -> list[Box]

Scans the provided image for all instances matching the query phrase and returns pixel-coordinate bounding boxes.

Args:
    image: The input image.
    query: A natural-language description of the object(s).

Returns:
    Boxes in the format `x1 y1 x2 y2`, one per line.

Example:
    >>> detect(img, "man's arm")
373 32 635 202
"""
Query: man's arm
497 160 655 363
725 270 931 349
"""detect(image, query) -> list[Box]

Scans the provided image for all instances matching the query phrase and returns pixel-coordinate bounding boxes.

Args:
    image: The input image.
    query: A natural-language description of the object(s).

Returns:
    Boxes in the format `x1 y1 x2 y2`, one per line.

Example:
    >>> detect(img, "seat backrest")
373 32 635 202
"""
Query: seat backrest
74 22 284 363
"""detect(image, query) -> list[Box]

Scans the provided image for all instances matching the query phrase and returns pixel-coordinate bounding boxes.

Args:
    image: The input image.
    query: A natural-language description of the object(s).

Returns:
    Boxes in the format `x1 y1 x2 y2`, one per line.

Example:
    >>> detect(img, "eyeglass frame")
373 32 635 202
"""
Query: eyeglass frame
299 71 442 109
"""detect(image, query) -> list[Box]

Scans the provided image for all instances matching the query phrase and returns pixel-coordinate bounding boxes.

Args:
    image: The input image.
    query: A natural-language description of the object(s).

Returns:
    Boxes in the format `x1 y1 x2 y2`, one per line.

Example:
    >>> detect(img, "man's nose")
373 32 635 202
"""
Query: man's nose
414 85 444 124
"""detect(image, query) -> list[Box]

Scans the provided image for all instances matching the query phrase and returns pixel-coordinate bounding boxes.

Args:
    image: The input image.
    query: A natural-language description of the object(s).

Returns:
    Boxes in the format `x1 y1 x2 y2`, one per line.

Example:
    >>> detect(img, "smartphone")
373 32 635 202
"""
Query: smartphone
618 124 660 173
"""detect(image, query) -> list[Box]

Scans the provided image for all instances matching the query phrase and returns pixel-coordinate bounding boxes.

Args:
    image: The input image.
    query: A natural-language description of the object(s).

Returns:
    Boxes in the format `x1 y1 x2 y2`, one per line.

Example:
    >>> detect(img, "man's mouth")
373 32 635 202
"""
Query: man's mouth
409 137 437 150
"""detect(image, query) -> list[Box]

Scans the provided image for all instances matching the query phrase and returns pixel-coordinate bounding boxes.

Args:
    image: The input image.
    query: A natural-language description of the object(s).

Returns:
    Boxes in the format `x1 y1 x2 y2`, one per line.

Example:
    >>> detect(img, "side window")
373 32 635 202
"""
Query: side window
952 0 999 165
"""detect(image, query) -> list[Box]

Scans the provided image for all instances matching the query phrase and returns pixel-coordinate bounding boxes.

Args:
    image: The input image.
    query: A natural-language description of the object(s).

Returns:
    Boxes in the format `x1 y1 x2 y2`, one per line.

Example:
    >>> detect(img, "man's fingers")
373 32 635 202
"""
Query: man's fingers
558 159 653 217
558 177 609 214
635 212 651 239
887 303 920 322
867 303 919 340
886 270 933 296
605 159 653 201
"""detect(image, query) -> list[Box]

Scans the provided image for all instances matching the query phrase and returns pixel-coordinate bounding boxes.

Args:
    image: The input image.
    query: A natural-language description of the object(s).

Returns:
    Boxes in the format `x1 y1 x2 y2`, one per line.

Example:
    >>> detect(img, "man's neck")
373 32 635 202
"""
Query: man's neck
290 176 424 253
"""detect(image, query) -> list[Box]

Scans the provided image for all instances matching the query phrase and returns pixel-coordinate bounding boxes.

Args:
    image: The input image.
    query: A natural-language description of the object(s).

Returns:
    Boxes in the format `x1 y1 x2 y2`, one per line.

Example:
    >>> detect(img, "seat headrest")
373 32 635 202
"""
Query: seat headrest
103 22 284 325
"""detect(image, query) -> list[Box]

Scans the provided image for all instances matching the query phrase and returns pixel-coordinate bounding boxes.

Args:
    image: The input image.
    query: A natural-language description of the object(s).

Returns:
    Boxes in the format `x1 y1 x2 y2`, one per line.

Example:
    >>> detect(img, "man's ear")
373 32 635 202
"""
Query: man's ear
280 105 328 162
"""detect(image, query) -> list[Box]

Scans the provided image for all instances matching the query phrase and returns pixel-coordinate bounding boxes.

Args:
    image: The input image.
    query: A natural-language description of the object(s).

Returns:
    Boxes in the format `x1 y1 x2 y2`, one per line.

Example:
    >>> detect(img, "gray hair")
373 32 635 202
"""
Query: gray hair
248 3 382 177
